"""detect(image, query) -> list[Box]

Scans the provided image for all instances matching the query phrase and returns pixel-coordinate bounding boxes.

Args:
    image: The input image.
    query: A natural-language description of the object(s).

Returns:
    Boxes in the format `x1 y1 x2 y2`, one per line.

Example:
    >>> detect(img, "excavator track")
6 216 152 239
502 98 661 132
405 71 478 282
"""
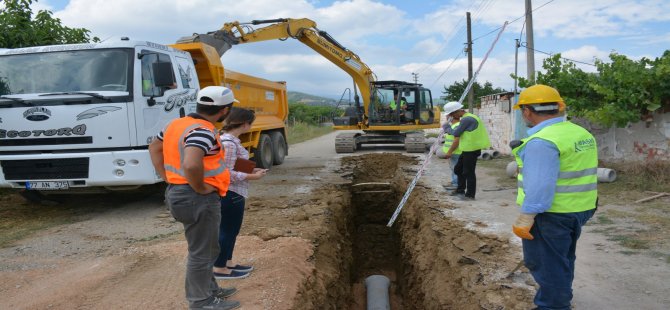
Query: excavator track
335 132 358 153
404 132 426 153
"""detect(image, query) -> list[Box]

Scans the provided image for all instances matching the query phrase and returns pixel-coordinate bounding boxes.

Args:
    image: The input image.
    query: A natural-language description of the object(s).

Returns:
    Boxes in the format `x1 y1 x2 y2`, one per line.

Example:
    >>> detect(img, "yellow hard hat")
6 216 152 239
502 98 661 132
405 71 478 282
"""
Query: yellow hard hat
514 84 564 110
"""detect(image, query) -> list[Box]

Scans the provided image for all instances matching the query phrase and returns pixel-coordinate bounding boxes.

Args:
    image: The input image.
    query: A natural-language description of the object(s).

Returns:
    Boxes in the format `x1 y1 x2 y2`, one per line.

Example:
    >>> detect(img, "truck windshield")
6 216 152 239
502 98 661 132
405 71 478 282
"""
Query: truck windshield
0 49 132 95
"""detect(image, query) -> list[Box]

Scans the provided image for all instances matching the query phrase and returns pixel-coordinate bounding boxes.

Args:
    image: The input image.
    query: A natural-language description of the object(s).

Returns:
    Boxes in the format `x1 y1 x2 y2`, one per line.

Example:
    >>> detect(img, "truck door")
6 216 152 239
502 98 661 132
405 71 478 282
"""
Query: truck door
133 48 193 146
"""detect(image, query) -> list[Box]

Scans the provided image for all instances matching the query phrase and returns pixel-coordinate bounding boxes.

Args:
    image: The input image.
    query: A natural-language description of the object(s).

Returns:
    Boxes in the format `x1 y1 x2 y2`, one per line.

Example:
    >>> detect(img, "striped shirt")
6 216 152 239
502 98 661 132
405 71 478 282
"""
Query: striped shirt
156 114 220 156
221 133 250 198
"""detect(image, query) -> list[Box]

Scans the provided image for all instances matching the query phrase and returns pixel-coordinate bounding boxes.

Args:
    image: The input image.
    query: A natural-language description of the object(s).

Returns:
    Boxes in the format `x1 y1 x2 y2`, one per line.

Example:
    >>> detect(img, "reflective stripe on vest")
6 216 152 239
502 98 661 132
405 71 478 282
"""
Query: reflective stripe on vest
458 112 491 152
162 116 230 196
512 121 598 213
443 122 462 154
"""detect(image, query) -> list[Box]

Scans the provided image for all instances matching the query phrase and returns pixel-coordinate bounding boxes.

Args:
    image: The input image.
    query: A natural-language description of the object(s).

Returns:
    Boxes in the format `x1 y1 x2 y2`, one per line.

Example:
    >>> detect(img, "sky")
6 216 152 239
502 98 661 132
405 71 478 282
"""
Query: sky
30 0 670 101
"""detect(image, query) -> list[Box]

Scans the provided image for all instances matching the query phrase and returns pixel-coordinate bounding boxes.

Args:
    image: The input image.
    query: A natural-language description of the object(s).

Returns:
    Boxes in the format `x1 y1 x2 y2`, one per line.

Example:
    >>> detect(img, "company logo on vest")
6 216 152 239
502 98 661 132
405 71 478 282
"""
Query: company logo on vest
574 138 596 152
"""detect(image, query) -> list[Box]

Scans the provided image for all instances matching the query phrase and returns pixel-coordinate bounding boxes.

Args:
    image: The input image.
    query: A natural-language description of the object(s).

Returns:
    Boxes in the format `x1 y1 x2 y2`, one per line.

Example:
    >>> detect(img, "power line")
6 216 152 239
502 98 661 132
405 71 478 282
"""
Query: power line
429 50 465 89
415 0 488 75
472 0 556 42
520 42 597 66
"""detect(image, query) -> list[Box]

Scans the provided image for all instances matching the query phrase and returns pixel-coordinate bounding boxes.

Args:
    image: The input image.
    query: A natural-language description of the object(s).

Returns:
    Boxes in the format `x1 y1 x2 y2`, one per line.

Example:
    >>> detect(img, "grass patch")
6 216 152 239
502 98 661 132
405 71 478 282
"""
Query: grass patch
0 193 80 247
618 250 639 255
477 156 517 188
598 160 670 205
593 214 614 225
132 230 181 243
609 235 650 249
287 121 333 145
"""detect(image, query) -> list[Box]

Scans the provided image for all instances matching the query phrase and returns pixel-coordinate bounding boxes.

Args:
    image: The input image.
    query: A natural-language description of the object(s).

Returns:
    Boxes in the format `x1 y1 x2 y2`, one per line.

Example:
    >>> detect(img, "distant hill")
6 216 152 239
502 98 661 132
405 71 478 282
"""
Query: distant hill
288 91 338 106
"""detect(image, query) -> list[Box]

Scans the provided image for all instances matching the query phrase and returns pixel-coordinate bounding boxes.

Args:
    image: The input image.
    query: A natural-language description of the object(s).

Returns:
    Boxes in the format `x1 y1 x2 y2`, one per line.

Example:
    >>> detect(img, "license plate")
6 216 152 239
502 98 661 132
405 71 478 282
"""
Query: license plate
26 181 69 190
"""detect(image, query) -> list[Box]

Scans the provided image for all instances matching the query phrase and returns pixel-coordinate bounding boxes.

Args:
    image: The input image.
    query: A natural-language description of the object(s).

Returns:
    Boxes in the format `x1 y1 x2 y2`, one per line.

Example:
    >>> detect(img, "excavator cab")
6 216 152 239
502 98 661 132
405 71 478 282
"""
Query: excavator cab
369 81 435 126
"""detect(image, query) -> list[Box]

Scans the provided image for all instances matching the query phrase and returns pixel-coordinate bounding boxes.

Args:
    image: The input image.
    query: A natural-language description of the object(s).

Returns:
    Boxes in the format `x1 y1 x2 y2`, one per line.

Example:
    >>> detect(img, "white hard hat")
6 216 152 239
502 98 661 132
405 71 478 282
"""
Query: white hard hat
443 101 463 115
197 86 239 106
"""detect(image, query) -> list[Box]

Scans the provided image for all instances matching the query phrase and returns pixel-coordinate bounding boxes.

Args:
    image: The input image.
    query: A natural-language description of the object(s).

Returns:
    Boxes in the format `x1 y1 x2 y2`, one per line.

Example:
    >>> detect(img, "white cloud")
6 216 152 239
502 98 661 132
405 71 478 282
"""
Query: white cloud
41 0 668 100
420 0 670 40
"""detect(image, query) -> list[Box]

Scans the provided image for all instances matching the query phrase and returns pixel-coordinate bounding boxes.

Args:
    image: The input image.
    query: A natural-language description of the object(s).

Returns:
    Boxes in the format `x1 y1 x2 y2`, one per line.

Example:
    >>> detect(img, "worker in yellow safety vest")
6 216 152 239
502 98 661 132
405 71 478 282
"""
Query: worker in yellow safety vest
510 84 598 310
442 101 490 200
149 86 241 310
442 106 462 190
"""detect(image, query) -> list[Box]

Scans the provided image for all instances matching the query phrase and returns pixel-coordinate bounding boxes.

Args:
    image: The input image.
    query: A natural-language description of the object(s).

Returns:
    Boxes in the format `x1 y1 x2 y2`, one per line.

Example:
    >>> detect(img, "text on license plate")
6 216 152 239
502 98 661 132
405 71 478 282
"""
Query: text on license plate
26 181 69 190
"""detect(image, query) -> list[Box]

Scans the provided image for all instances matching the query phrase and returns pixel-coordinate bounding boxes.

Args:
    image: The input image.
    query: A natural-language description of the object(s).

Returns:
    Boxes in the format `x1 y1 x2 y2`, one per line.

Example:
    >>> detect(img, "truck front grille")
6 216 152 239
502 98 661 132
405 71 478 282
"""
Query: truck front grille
1 157 89 180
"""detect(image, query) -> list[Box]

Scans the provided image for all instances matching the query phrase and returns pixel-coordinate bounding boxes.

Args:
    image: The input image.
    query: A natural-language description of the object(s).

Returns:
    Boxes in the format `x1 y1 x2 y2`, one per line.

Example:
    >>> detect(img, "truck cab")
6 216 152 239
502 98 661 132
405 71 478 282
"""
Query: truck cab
0 39 198 191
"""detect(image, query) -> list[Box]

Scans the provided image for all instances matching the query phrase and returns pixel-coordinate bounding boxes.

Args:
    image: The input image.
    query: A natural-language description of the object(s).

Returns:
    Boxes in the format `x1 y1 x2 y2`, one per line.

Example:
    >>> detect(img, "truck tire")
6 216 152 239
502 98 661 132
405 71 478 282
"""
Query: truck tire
270 131 287 165
255 133 274 169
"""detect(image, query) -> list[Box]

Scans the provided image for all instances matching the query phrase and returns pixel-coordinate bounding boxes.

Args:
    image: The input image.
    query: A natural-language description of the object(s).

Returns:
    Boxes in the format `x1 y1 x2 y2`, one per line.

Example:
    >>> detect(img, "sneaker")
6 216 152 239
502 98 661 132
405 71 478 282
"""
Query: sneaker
192 297 240 310
213 286 237 299
442 184 458 190
227 264 254 272
214 270 250 280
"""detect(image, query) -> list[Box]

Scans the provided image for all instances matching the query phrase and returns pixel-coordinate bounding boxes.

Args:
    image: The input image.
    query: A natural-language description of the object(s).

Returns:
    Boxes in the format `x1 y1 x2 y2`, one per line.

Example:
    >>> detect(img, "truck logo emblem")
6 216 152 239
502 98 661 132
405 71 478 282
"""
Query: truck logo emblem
23 107 52 121
165 90 196 112
76 106 122 120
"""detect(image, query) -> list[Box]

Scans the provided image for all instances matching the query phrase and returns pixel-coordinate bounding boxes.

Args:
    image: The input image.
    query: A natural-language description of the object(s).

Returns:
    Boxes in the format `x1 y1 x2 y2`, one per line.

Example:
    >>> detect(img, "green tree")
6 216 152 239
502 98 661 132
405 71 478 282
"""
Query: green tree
0 0 99 48
288 102 337 125
441 80 506 109
513 51 670 127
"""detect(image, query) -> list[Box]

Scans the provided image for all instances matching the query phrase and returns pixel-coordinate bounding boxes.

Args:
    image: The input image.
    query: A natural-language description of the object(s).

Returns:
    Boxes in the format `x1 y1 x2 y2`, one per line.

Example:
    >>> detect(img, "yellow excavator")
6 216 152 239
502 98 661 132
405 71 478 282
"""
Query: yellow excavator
178 18 441 153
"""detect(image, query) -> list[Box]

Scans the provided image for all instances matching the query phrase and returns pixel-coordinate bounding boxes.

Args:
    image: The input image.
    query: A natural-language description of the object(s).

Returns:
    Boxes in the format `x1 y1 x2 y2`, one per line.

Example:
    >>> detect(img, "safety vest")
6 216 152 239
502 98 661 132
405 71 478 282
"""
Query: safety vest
162 116 230 196
390 99 406 110
458 112 490 152
443 122 462 154
512 121 598 213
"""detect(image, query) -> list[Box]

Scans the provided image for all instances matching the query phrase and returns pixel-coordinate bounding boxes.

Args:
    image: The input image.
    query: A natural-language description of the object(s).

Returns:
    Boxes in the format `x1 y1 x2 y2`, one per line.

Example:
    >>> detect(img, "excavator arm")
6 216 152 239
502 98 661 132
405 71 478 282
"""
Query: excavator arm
178 18 376 125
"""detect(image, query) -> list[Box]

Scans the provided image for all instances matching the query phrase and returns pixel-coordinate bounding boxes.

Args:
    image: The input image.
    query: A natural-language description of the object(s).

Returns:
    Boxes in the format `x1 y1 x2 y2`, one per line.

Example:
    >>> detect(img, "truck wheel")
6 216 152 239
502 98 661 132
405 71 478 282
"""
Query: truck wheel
270 131 287 165
255 134 274 169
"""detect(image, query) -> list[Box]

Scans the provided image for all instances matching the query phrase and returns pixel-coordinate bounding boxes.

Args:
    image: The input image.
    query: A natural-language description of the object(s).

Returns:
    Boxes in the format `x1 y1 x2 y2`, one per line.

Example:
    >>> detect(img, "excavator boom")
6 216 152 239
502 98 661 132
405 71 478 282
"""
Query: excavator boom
180 18 440 153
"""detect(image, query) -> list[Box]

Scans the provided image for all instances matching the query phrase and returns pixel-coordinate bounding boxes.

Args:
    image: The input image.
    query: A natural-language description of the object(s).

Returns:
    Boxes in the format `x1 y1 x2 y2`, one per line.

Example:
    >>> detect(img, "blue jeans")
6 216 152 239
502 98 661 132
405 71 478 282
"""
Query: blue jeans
214 191 245 268
449 154 460 185
522 209 595 310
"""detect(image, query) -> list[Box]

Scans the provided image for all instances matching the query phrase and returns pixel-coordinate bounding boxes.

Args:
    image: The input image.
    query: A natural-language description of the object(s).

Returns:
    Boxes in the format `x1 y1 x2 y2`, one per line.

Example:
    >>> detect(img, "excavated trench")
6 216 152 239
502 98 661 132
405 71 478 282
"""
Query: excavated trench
293 153 533 310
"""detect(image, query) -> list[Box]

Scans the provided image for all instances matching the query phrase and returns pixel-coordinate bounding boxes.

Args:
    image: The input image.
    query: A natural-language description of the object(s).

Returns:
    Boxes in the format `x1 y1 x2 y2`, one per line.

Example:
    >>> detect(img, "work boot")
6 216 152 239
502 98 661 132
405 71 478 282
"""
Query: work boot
449 190 465 197
191 297 240 310
457 195 475 201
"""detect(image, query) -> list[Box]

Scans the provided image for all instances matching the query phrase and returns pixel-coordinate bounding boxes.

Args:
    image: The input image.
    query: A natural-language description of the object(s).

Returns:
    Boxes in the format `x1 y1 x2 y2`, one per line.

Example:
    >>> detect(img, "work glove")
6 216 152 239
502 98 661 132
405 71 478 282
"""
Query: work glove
512 213 537 240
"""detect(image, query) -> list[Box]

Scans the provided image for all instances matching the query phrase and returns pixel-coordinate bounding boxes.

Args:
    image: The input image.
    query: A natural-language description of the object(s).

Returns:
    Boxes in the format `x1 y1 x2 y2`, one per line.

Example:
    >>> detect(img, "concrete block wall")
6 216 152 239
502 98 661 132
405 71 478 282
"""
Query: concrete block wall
475 92 515 154
574 113 670 161
476 91 670 162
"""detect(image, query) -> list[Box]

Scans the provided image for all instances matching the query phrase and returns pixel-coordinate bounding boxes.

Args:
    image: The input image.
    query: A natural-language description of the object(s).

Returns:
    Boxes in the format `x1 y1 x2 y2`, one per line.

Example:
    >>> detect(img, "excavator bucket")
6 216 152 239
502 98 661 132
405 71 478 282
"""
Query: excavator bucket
175 30 239 56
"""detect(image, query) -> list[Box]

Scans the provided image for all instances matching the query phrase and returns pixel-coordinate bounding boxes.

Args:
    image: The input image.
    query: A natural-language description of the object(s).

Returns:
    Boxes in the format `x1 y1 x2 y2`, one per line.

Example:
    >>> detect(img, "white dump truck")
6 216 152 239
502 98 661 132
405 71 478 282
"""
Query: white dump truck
0 38 288 195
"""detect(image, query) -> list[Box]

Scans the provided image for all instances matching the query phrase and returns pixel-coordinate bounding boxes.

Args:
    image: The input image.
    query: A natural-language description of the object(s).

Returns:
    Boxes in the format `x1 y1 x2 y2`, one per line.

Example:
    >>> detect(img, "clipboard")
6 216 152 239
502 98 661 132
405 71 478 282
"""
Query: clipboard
234 158 256 174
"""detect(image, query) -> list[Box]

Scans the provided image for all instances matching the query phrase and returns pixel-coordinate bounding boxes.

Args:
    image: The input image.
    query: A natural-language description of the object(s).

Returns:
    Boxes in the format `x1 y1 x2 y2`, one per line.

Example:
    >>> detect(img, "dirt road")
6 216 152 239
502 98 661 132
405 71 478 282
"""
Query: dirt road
0 131 667 309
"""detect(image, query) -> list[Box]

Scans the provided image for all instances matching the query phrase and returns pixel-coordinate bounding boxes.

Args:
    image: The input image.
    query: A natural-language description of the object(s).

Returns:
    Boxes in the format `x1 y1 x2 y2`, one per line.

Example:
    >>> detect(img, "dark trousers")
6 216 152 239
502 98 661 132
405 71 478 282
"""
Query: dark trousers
522 209 595 310
214 191 245 268
166 184 221 308
454 150 481 198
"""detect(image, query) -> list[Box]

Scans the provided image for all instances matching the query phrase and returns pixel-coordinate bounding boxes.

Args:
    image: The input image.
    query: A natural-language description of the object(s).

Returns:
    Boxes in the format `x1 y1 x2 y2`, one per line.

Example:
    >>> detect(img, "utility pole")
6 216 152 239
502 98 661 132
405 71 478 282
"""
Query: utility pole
514 39 520 94
466 11 474 112
411 72 419 84
525 0 535 83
